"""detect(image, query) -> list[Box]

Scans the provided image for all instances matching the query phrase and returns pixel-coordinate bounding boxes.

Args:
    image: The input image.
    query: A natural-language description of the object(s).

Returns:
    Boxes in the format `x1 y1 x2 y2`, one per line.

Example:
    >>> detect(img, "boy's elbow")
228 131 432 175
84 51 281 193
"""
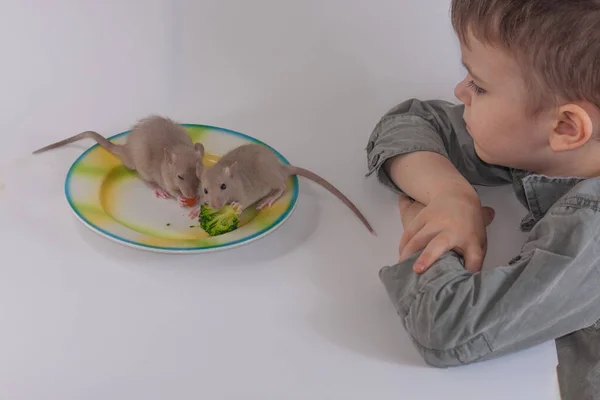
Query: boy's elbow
405 304 494 367
379 258 496 367
407 328 492 367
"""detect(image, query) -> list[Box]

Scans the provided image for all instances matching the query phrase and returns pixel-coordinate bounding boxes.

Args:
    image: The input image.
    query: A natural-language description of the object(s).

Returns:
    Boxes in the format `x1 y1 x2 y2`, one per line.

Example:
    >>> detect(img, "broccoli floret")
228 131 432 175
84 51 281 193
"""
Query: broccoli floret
199 204 239 236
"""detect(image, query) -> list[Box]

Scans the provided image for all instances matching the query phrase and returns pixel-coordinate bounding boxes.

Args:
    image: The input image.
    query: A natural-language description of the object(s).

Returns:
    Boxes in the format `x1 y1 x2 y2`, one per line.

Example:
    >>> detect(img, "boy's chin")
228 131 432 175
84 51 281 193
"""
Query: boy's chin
474 144 502 166
473 143 490 162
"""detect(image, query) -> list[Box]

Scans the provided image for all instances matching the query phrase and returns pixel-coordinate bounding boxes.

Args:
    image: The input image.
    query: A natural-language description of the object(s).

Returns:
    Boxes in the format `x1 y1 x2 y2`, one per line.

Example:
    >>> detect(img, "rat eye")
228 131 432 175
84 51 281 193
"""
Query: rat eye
204 188 208 194
177 175 184 180
220 183 227 190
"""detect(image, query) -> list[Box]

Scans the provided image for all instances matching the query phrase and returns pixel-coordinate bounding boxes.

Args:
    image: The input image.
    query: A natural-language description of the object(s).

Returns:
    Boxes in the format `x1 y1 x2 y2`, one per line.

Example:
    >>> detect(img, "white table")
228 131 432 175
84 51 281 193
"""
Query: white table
0 129 560 400
0 0 560 398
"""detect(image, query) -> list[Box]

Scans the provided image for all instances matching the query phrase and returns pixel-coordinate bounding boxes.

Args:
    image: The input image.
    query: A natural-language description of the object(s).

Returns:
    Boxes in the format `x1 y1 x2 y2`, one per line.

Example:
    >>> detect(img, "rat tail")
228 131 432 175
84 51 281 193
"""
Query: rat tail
288 166 376 235
33 131 126 159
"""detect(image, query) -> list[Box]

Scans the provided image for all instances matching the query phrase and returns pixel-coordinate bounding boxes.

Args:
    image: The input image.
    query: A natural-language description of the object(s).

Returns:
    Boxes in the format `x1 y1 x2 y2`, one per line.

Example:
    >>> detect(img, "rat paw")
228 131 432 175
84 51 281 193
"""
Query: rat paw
178 196 192 207
231 202 243 215
188 207 201 219
154 188 171 199
256 199 275 210
179 197 199 207
256 188 285 210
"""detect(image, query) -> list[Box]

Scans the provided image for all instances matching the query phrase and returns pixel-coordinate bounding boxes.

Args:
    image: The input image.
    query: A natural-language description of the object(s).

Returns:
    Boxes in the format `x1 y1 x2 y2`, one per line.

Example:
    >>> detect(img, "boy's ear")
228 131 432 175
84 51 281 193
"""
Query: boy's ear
550 104 594 152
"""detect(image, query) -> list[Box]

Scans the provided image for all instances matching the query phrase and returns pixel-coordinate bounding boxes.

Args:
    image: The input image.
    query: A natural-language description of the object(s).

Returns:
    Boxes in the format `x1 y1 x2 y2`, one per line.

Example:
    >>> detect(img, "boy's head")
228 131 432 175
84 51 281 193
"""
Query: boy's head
450 0 600 176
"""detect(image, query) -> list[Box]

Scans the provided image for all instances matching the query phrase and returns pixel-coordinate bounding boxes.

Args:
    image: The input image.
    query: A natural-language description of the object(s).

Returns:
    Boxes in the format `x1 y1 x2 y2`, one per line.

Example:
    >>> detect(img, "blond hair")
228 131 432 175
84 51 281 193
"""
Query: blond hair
451 0 600 113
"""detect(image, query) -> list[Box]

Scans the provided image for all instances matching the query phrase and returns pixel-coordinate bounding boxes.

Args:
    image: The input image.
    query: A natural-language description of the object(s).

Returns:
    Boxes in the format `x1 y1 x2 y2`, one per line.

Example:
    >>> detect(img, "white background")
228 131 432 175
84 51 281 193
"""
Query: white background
0 0 463 161
0 1 560 399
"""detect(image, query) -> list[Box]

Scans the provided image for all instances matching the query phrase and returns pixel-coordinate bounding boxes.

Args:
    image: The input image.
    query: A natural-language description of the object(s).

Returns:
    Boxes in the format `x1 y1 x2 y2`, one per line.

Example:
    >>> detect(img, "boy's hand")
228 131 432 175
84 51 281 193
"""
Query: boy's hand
397 192 495 274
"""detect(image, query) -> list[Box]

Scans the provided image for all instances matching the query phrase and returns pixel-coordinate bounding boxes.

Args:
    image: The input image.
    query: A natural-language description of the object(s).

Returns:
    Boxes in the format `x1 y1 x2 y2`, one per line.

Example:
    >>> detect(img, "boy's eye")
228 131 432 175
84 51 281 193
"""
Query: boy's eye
177 175 184 180
220 184 227 190
467 80 486 95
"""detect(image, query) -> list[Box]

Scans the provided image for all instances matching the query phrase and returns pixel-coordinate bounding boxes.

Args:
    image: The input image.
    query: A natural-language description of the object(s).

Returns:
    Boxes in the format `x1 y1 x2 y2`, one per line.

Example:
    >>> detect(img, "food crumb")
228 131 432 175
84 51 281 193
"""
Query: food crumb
189 225 195 228
166 223 171 227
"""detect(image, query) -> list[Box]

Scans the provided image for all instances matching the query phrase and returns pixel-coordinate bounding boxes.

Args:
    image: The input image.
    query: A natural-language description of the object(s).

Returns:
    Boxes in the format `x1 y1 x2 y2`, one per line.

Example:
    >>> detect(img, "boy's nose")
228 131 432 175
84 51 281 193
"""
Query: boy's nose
454 78 471 106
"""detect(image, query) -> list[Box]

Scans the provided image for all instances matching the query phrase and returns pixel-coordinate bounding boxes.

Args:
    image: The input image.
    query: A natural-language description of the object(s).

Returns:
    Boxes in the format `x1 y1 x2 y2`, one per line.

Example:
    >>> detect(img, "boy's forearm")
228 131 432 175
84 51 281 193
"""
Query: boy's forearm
384 151 480 205
366 99 513 197
378 204 600 367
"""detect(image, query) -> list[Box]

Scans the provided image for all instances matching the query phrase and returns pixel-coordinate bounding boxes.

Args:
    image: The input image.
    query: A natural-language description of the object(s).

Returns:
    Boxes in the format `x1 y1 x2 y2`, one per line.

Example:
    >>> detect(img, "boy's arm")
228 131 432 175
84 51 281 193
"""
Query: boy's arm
379 203 600 366
366 98 513 204
366 99 513 272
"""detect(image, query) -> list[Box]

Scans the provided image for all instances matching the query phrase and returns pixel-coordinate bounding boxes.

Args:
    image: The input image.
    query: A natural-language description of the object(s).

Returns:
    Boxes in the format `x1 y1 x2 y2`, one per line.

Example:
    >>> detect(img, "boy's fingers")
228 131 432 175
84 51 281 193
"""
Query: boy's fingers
400 225 437 261
463 243 485 273
397 195 413 213
413 233 453 273
399 215 426 251
398 196 424 226
482 206 496 226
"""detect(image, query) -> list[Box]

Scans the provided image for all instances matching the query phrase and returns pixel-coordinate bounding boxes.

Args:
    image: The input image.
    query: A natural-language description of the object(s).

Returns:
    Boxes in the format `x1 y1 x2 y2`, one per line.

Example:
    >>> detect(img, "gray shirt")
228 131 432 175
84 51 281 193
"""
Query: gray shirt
366 98 600 400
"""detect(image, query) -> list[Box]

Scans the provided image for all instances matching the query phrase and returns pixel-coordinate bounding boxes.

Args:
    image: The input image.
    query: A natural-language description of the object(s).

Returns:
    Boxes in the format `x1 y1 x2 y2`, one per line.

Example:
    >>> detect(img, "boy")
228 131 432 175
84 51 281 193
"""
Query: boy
366 1 600 398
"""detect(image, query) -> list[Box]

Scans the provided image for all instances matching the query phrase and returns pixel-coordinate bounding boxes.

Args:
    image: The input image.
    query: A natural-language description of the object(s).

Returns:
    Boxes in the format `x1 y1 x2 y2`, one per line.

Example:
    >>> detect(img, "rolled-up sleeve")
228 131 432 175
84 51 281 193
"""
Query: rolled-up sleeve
366 98 513 194
379 203 600 367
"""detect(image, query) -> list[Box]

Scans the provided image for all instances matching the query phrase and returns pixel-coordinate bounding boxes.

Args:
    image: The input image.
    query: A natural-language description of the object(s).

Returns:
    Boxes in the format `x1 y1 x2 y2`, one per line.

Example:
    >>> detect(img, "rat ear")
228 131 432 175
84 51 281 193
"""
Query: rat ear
164 147 175 164
194 143 204 157
196 161 204 176
225 161 237 177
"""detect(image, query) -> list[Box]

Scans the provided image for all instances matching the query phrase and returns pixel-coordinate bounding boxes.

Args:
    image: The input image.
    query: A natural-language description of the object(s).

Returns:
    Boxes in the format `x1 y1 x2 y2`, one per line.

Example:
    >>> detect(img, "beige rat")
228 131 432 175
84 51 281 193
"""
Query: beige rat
33 115 205 205
192 143 376 235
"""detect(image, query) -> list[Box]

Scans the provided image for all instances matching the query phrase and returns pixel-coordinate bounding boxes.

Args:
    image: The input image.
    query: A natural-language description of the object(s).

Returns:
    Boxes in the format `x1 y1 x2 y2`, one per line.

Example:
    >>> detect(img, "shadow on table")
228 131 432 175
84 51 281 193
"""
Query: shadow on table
297 201 427 367
308 292 428 367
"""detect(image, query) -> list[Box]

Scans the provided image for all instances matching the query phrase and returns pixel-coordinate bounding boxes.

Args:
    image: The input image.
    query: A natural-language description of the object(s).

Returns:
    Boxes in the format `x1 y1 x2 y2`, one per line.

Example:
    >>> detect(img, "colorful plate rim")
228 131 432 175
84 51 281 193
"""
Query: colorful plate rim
64 123 300 253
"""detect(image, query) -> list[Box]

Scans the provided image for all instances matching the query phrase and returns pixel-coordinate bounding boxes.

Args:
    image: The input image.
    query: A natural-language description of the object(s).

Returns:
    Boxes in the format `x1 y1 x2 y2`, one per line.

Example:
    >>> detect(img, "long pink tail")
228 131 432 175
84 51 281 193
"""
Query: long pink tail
33 131 125 159
289 166 376 235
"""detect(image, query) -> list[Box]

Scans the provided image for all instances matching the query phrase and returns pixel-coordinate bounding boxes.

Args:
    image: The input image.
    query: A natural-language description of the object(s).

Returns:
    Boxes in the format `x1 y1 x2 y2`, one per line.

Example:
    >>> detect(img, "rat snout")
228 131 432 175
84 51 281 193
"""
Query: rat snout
180 184 198 200
208 197 224 210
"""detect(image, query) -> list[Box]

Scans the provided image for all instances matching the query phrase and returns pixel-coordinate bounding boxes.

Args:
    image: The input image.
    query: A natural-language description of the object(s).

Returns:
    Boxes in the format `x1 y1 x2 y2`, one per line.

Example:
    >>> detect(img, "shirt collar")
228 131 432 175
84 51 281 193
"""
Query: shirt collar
512 169 585 231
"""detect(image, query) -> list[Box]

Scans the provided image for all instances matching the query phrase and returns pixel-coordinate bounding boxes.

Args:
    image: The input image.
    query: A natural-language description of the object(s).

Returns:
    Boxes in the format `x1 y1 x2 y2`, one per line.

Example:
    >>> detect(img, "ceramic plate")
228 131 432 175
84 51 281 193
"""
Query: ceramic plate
64 124 299 253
